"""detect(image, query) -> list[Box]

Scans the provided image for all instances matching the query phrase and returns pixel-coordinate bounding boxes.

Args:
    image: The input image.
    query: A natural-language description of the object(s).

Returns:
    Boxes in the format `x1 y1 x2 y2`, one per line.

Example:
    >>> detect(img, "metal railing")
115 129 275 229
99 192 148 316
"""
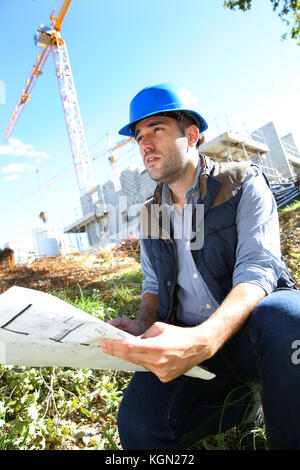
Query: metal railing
203 114 266 145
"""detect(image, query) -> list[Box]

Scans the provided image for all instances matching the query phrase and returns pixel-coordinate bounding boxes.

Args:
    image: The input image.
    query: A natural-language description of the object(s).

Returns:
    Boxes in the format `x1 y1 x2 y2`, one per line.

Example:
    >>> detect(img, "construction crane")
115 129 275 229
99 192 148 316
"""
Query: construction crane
3 0 95 196
107 133 121 191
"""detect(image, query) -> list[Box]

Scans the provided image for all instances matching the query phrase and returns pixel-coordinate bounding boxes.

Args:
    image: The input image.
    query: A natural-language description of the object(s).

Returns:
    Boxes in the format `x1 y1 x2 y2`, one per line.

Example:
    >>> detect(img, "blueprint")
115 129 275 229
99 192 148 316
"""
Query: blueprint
0 286 215 380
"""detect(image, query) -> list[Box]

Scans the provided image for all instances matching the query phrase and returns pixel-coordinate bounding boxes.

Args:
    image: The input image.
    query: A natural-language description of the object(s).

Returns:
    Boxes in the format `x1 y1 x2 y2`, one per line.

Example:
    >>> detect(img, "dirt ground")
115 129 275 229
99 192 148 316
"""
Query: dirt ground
0 208 299 293
0 244 141 294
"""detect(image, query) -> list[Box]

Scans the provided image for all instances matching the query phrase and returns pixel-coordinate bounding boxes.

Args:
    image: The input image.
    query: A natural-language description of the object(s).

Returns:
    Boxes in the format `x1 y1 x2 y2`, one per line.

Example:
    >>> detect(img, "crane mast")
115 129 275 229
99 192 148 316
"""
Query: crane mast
3 0 95 195
51 32 95 194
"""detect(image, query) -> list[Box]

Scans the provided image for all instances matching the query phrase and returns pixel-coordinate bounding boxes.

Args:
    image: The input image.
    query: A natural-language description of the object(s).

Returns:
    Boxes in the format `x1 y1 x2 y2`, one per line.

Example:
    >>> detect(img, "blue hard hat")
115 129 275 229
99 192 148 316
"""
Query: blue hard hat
118 83 208 137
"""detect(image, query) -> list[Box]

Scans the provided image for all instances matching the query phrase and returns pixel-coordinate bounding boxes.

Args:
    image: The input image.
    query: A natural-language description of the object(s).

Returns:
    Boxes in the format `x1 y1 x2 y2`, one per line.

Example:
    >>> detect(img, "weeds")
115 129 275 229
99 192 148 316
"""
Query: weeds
278 195 300 213
1 200 298 450
0 276 267 450
0 281 136 450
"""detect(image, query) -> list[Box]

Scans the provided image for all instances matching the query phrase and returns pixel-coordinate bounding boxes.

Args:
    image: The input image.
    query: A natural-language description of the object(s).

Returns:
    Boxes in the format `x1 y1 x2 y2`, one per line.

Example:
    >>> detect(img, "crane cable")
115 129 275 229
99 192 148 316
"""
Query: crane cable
15 136 136 201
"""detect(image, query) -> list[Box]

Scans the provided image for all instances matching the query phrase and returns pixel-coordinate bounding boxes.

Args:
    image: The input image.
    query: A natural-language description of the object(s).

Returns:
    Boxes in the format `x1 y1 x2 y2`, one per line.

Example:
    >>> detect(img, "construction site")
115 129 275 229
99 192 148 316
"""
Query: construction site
1 0 299 264
0 0 300 451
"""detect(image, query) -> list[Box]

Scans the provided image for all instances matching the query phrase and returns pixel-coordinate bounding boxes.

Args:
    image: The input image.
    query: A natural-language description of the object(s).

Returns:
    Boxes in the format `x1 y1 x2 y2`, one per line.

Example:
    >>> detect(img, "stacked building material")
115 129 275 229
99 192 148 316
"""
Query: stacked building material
270 181 300 208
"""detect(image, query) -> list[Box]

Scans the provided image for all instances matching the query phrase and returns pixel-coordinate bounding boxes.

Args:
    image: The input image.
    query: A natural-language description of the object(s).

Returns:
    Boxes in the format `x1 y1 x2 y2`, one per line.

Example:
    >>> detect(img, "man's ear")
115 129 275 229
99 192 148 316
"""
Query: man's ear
186 125 199 147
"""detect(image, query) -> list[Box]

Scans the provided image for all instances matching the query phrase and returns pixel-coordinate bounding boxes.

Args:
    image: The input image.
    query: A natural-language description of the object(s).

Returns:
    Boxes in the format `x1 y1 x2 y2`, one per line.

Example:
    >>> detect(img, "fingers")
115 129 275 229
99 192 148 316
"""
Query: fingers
140 321 166 339
101 336 148 357
108 316 130 330
101 322 173 360
100 322 194 383
100 337 165 376
100 337 185 382
101 335 192 382
101 336 163 368
108 317 122 327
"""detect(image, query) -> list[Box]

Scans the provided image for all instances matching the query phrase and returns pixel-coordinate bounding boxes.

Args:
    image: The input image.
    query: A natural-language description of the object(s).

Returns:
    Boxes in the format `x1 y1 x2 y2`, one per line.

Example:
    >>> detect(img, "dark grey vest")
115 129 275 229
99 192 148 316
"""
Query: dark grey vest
139 154 297 324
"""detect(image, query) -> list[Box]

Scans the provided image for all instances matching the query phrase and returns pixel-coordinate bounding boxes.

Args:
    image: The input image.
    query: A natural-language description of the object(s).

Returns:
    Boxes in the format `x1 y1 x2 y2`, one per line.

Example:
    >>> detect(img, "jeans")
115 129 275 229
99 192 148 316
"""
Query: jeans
117 289 300 450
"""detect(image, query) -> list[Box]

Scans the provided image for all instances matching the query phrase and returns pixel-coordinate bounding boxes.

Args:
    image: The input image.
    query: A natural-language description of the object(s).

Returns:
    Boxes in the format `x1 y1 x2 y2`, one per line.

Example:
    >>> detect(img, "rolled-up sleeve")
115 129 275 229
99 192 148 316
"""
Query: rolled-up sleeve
139 236 159 296
233 166 283 294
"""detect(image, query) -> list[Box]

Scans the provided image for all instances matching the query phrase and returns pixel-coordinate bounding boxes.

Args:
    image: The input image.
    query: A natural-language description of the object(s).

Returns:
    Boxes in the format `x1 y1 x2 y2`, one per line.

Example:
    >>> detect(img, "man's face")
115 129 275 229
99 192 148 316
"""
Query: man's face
134 116 190 184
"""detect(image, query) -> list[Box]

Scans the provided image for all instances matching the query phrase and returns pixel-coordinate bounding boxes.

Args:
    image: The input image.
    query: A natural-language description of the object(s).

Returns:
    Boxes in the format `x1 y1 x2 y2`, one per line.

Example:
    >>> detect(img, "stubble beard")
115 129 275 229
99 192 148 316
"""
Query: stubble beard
146 149 189 184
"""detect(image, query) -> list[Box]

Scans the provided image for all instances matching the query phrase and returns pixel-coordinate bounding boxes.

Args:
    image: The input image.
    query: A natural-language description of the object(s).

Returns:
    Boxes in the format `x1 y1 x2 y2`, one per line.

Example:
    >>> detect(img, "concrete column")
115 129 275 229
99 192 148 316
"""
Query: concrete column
225 145 233 162
242 143 250 161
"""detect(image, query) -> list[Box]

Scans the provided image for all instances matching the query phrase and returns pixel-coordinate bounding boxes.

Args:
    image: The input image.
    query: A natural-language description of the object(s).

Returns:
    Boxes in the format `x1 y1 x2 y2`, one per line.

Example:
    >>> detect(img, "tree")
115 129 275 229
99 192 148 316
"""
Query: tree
223 0 300 45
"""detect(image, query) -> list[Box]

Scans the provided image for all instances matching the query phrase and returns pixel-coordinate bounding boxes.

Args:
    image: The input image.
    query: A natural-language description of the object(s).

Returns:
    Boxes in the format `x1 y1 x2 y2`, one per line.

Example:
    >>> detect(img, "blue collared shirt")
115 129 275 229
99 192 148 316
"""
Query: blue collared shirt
140 161 284 325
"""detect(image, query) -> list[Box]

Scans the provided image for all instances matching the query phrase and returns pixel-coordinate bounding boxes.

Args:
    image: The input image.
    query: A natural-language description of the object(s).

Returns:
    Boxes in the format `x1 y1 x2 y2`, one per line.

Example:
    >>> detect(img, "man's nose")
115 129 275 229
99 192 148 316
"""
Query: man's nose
141 137 155 156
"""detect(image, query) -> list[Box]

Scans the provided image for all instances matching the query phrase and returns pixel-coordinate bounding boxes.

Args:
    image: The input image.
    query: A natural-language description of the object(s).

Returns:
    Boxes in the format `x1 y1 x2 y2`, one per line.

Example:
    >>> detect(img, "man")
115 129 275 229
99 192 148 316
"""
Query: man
101 83 300 450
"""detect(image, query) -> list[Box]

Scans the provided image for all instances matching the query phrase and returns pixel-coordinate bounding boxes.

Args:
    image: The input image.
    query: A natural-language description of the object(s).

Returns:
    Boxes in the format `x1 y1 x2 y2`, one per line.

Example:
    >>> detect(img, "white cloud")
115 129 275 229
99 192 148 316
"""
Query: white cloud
1 162 32 174
3 174 20 182
0 137 49 161
1 162 33 182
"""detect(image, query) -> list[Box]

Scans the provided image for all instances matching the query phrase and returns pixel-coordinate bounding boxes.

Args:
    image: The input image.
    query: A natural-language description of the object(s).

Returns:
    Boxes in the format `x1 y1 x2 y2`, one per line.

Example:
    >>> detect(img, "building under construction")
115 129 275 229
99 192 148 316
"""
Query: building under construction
3 1 299 255
64 116 300 249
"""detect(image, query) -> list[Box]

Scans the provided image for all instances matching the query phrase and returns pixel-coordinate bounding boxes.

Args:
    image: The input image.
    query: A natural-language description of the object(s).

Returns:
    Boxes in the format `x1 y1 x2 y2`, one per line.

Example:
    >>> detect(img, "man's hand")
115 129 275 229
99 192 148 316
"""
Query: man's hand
101 321 217 382
108 317 148 337
108 292 158 336
101 283 266 383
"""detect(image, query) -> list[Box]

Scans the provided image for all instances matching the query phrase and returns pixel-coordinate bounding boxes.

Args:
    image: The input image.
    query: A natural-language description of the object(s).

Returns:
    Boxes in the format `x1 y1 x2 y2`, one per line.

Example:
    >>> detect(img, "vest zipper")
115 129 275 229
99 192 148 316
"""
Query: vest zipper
166 237 178 324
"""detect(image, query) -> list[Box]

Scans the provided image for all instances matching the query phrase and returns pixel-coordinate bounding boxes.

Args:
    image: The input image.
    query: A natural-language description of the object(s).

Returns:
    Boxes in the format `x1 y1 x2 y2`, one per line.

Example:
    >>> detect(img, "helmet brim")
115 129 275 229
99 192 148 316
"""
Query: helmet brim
119 108 208 137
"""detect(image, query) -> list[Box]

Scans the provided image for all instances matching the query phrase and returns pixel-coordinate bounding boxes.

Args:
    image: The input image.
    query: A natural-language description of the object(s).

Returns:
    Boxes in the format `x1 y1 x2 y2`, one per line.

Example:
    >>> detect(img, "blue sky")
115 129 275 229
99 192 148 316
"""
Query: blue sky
0 0 299 248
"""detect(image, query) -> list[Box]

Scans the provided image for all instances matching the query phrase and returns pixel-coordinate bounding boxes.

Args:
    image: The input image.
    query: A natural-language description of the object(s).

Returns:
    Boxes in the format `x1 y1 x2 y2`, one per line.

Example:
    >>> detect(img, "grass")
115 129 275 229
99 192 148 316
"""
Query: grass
3 197 299 450
51 271 267 451
57 283 268 451
2 198 299 450
53 267 144 321
278 195 300 212
0 269 145 450
0 265 268 450
0 430 15 450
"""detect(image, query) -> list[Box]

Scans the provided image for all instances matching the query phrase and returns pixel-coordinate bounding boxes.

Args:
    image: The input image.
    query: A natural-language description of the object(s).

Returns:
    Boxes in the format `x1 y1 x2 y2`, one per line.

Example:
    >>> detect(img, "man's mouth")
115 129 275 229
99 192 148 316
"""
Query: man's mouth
145 154 160 166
